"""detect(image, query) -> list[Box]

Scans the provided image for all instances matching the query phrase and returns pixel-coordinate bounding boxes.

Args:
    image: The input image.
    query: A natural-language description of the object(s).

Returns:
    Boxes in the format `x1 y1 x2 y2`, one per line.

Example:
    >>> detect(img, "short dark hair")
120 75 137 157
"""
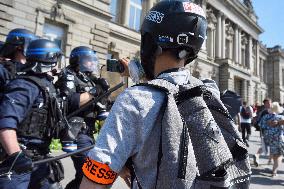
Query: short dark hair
242 101 247 106
263 98 271 104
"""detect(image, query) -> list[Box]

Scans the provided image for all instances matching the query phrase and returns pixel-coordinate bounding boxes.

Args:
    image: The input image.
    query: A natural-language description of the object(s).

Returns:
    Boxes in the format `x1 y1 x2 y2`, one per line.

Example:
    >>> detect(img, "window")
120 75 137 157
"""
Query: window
129 0 142 31
43 22 66 53
43 21 67 68
110 0 119 22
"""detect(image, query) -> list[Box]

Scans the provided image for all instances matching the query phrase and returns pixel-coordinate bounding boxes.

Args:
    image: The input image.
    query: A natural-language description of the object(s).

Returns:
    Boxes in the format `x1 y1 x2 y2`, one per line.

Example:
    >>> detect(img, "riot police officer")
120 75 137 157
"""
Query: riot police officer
55 46 109 189
0 39 94 189
0 28 37 76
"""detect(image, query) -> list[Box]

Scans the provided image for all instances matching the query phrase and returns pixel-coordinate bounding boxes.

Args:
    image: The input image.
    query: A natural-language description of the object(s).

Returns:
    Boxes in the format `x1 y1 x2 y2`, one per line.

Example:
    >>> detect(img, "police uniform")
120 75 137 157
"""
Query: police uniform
0 72 80 189
0 64 10 88
56 66 98 189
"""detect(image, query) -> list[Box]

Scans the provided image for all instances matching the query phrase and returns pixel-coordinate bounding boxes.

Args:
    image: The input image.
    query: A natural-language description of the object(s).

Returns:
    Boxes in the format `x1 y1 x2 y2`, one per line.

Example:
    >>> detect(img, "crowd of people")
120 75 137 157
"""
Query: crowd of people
0 0 282 189
238 98 284 177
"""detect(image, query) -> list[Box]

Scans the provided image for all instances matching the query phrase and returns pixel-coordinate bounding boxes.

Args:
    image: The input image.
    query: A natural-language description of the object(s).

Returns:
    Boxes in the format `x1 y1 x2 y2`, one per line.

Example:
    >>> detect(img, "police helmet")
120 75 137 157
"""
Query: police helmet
0 28 37 57
26 39 62 73
140 0 207 79
69 46 99 74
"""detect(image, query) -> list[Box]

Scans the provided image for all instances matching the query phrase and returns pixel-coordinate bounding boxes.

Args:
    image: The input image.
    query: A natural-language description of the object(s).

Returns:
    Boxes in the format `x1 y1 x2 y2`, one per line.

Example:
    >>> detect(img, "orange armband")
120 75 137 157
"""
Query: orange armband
82 157 118 185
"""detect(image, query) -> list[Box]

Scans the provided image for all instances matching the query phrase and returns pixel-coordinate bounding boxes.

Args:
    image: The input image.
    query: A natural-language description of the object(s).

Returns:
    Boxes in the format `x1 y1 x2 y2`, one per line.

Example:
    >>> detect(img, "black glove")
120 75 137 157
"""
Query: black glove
0 151 33 174
89 87 98 97
96 78 110 92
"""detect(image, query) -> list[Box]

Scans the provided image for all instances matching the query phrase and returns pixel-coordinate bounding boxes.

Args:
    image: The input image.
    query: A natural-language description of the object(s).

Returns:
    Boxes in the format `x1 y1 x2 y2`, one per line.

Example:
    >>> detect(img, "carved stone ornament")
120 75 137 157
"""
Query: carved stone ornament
36 0 76 23
243 0 254 12
206 8 217 25
226 24 235 37
241 34 248 46
194 0 208 6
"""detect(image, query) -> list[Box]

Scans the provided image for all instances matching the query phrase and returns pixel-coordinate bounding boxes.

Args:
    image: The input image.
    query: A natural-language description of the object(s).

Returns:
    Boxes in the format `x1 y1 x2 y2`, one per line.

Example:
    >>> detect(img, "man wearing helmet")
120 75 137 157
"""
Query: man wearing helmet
55 46 110 189
0 39 95 189
80 1 208 188
0 28 37 77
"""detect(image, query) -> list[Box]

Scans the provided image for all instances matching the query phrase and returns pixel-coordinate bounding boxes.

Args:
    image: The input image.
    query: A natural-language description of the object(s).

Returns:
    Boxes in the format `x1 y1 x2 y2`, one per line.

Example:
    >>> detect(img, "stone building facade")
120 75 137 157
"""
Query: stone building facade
0 0 283 103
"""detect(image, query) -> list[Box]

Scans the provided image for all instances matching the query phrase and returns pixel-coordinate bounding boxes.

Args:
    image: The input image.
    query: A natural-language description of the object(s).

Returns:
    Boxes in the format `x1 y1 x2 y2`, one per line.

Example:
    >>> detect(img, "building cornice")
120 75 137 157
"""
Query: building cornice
208 0 263 39
227 0 264 33
63 0 112 20
109 22 141 45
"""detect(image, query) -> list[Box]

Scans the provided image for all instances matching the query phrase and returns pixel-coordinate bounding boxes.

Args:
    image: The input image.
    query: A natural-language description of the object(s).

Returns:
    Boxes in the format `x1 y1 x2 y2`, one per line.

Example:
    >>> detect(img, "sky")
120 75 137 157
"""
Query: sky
253 0 284 48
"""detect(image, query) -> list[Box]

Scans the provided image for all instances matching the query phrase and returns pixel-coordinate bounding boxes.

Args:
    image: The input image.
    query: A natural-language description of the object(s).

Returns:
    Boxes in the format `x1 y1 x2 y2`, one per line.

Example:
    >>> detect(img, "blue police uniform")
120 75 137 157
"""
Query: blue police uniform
56 66 95 189
0 73 80 189
0 64 10 87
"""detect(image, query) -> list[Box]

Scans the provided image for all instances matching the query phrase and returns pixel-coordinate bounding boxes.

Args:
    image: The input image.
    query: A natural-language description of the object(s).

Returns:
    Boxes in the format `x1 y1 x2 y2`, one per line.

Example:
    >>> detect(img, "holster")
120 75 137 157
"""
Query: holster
48 159 65 183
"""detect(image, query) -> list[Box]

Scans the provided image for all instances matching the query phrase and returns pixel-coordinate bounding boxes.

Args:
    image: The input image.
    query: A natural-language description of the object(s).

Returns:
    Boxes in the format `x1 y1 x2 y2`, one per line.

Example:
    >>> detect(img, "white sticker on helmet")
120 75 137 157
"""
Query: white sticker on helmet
146 11 165 23
177 34 189 45
183 2 206 18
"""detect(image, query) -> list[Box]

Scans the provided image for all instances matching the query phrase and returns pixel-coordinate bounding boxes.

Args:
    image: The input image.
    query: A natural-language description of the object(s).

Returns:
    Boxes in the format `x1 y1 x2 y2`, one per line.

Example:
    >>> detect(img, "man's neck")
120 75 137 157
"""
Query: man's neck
154 52 184 77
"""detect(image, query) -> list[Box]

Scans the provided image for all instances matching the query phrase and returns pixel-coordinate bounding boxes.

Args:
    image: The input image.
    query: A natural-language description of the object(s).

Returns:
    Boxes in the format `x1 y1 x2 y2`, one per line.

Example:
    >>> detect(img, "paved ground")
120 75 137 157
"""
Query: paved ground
57 129 284 189
248 129 284 188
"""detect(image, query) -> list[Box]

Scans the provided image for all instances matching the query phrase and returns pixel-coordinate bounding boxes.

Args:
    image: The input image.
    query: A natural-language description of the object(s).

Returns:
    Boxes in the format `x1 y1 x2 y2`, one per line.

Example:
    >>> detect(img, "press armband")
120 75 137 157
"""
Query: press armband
82 157 117 185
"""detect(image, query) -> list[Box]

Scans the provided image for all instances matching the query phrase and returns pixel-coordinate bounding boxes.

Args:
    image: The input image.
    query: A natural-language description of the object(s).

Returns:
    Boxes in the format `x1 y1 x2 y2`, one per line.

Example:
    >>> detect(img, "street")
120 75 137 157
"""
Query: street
58 129 284 188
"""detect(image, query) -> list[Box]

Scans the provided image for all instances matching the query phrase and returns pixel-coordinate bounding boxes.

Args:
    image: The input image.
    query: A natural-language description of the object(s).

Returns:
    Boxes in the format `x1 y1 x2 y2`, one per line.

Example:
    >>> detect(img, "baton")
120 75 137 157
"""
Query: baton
67 82 124 119
33 144 96 165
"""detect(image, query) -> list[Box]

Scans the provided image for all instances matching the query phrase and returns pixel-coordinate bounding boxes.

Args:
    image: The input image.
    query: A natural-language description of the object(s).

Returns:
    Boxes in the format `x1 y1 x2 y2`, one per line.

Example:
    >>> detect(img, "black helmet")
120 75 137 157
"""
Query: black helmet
0 28 37 57
69 46 99 74
26 39 62 73
140 0 207 79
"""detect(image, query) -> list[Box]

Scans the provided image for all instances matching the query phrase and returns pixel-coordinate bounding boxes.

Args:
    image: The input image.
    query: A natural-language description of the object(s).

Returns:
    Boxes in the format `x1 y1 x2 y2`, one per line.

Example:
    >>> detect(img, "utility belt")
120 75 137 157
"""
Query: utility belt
22 148 48 161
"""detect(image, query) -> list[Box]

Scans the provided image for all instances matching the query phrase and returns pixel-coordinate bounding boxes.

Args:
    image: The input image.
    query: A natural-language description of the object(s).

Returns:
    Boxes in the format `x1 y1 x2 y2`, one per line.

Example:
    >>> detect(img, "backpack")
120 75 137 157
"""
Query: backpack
133 77 251 189
240 107 251 119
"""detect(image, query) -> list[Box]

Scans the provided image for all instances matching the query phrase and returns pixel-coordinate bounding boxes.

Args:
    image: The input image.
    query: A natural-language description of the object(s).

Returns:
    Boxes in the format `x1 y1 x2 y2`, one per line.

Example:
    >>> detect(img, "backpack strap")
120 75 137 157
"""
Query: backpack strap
133 78 206 187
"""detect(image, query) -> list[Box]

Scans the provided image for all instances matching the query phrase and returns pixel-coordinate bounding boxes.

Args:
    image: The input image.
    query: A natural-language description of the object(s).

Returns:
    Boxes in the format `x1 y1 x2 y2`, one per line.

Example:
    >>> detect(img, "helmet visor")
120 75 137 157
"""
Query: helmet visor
78 54 99 74
6 33 37 56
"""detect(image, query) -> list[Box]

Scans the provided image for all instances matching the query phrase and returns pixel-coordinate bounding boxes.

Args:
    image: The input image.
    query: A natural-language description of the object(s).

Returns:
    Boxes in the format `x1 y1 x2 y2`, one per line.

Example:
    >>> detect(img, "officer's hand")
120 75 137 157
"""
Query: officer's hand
119 58 130 77
96 78 110 92
80 176 107 189
0 151 33 174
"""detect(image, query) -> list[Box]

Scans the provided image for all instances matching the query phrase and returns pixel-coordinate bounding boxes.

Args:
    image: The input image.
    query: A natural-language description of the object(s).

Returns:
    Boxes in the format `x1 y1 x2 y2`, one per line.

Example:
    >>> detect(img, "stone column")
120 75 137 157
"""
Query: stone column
122 0 131 27
233 25 239 63
242 79 248 102
248 36 252 69
256 41 260 76
212 29 216 58
210 30 215 58
238 28 242 65
221 15 226 59
215 12 222 58
247 81 253 105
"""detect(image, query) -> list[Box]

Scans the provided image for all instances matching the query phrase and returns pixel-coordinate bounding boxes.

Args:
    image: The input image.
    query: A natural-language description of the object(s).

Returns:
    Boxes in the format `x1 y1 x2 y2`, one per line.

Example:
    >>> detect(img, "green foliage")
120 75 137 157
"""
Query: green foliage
49 139 62 151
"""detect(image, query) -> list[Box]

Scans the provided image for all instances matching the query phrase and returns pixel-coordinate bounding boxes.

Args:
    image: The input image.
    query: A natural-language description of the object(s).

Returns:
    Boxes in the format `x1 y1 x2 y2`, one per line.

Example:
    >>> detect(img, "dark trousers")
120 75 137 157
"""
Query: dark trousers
241 122 251 142
0 163 54 189
65 133 94 189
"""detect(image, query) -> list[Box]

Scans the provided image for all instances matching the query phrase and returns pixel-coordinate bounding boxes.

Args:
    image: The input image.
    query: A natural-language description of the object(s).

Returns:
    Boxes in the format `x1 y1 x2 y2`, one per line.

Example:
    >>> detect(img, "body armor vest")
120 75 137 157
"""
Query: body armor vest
55 68 95 96
17 76 59 147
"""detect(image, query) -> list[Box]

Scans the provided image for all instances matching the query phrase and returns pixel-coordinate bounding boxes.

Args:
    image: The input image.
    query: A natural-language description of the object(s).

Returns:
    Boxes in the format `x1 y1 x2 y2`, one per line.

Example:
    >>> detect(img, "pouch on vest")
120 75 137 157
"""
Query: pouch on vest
134 77 251 189
48 159 65 183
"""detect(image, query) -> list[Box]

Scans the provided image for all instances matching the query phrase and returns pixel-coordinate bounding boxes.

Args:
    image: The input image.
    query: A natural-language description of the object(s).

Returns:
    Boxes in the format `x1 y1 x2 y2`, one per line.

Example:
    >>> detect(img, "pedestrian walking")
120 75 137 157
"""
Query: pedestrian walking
239 101 254 146
259 102 284 177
